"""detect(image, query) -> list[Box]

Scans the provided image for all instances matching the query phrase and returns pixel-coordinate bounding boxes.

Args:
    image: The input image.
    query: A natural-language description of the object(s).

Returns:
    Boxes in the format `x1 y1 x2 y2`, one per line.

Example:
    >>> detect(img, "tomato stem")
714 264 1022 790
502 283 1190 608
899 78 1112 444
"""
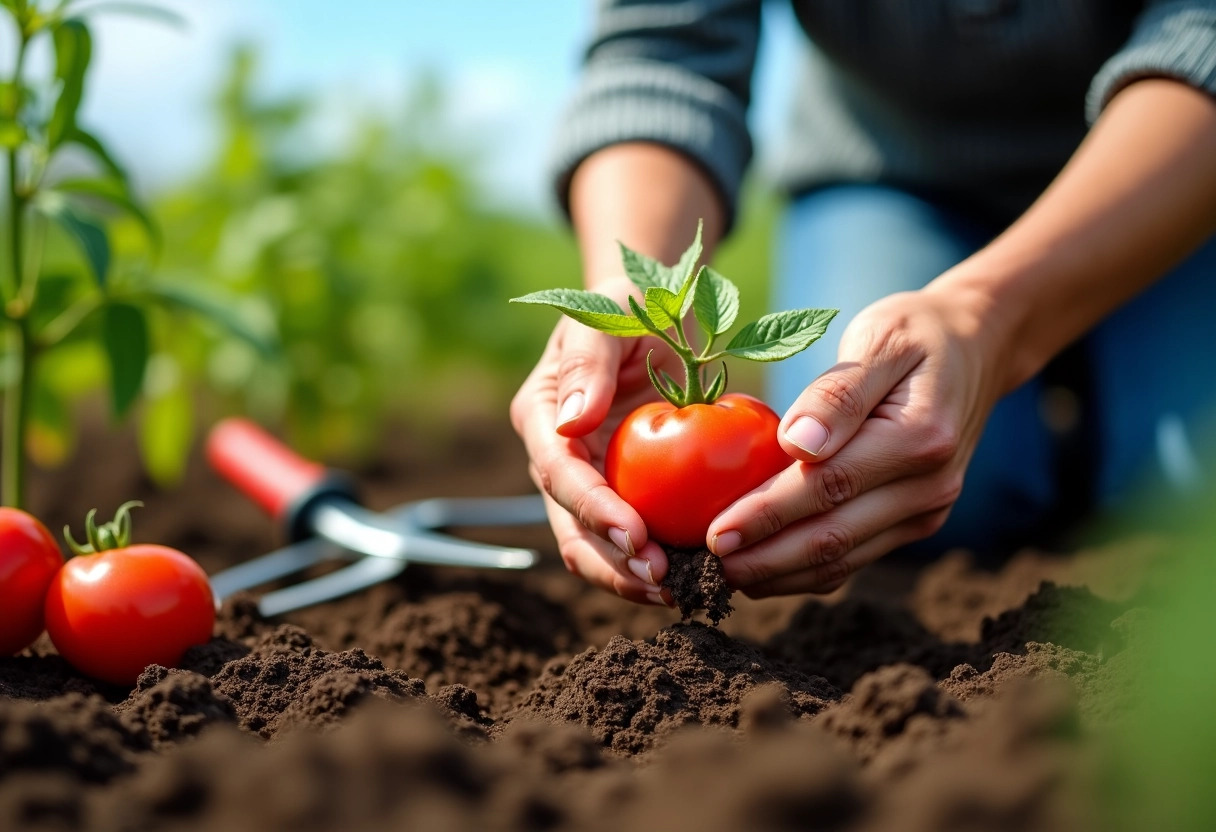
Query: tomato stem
64 501 143 557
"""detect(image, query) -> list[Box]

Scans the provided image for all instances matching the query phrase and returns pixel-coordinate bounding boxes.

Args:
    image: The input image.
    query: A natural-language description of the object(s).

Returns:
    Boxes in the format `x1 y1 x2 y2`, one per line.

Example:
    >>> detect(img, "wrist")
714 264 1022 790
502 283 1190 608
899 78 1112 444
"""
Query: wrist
925 256 1042 395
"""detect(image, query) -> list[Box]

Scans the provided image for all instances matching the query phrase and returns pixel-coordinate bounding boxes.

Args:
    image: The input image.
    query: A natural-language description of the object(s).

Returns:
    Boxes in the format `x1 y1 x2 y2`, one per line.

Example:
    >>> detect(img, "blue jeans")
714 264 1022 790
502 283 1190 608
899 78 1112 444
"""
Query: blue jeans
770 184 1216 557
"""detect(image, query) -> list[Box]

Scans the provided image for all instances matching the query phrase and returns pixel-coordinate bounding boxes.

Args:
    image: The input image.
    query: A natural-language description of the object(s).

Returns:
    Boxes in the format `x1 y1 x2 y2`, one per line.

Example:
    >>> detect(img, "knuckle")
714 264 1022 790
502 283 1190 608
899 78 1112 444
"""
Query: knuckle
570 482 614 532
814 462 861 510
910 421 959 468
812 373 868 422
933 473 965 509
813 555 854 587
755 500 787 539
803 525 852 569
557 351 601 385
731 557 776 589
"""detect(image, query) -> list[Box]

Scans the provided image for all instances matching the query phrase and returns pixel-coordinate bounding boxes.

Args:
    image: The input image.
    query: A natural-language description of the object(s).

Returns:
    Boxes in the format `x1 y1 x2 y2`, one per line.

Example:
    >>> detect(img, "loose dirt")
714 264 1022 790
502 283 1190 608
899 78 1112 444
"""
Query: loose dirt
0 416 1157 831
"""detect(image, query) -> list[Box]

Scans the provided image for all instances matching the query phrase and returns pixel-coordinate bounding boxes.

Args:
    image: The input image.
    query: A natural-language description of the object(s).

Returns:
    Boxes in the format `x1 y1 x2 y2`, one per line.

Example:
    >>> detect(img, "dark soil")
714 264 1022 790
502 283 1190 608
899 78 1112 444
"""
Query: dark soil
0 415 1159 831
663 547 734 623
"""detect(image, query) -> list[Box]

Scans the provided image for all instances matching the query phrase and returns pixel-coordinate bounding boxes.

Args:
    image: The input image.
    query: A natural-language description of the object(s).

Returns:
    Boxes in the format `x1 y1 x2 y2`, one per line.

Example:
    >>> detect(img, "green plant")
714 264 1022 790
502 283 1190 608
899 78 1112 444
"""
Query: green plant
1 0 266 506
511 222 837 547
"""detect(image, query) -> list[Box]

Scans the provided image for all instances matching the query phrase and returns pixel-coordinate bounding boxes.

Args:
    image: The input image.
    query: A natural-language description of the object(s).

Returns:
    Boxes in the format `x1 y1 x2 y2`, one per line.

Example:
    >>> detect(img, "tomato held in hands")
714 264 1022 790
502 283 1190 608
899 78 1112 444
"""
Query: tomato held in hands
0 508 64 655
44 502 215 685
606 393 792 549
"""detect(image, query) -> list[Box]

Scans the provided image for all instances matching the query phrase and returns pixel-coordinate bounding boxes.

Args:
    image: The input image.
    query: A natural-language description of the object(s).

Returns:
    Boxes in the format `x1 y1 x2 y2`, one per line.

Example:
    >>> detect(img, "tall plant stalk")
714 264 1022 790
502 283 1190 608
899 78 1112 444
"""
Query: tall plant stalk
3 29 31 508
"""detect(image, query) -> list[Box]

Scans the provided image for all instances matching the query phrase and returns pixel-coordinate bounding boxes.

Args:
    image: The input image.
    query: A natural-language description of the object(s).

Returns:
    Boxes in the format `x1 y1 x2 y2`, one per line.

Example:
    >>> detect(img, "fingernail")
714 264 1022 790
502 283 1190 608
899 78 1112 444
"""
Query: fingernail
628 557 656 586
646 590 669 607
785 415 829 455
557 391 585 428
608 526 634 556
712 530 742 557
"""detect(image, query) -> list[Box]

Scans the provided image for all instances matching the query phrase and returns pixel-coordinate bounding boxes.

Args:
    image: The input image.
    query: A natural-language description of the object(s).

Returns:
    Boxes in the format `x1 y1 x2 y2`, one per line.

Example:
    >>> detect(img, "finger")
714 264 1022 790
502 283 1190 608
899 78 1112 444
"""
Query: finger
708 418 963 553
778 349 920 463
553 320 624 438
514 356 653 557
542 492 670 605
738 509 950 598
719 476 956 589
529 463 668 585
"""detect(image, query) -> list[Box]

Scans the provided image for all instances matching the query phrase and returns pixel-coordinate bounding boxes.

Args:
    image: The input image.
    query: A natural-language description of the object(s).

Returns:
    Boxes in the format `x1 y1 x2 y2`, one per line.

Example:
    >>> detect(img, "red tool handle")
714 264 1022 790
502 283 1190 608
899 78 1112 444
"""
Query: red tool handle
206 418 334 523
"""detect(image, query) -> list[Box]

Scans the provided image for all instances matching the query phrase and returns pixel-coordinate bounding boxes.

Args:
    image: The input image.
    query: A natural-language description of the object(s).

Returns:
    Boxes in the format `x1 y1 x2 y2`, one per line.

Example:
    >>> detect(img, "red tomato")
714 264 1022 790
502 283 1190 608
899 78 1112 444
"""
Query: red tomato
0 508 64 655
45 507 214 685
605 393 793 549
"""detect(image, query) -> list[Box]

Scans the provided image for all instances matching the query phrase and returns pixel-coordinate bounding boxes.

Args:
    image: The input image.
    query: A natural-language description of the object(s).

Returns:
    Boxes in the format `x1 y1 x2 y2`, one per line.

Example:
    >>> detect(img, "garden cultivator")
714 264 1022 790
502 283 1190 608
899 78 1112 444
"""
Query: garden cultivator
206 419 546 616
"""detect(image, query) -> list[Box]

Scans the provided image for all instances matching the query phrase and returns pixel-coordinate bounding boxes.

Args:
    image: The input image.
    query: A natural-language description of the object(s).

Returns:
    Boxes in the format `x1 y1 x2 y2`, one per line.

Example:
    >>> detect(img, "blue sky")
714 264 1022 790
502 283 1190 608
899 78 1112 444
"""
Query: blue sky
58 0 799 218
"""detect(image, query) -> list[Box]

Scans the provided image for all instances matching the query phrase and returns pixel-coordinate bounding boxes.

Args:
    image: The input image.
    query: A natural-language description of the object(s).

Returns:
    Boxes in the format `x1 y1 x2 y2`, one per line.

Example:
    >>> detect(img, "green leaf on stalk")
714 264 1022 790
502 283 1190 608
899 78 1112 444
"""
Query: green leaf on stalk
102 302 149 417
626 294 666 338
65 127 129 185
51 177 161 253
139 383 193 485
618 220 703 293
36 191 110 286
142 281 278 357
724 308 839 362
693 266 739 337
48 19 93 149
511 289 650 337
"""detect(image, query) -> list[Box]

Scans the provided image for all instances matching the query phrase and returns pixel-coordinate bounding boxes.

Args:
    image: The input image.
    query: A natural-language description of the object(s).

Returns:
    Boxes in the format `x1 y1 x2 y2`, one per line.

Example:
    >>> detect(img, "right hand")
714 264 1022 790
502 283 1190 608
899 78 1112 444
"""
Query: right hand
510 277 677 605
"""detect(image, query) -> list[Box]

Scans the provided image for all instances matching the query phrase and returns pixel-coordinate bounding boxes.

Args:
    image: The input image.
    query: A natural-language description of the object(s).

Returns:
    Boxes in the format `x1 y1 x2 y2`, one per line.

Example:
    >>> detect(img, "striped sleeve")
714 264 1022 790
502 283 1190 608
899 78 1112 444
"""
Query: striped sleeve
1087 0 1216 122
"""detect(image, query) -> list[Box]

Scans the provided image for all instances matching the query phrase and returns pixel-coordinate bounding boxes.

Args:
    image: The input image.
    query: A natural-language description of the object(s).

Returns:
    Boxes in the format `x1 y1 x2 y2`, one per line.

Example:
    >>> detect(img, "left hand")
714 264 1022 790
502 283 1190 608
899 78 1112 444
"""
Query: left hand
705 283 1008 597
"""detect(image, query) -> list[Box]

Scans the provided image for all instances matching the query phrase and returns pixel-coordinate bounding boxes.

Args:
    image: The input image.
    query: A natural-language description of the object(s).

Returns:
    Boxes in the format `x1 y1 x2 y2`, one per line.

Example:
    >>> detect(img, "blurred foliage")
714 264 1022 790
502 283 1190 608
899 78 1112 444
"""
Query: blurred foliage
142 44 780 468
1095 484 1216 831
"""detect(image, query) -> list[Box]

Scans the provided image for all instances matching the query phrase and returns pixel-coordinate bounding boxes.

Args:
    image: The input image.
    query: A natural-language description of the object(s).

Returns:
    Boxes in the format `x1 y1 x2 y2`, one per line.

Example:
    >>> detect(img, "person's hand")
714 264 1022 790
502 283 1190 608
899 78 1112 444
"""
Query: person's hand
511 277 678 605
706 284 1008 597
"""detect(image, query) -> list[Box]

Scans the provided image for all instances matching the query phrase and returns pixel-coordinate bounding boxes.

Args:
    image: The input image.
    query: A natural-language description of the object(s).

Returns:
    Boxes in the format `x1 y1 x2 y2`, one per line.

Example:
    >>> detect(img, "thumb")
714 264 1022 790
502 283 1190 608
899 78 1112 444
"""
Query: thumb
778 354 911 462
554 321 623 438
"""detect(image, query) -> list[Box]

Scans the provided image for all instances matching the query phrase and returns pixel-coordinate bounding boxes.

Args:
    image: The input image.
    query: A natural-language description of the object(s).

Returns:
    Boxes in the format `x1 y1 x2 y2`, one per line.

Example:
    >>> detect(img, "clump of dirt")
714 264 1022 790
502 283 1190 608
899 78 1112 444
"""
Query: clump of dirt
663 548 734 624
514 622 839 755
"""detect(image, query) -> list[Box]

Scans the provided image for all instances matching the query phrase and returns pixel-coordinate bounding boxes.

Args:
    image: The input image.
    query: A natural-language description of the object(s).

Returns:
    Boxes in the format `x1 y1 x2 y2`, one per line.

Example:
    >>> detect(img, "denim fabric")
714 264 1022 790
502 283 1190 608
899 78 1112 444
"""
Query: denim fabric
769 184 1215 556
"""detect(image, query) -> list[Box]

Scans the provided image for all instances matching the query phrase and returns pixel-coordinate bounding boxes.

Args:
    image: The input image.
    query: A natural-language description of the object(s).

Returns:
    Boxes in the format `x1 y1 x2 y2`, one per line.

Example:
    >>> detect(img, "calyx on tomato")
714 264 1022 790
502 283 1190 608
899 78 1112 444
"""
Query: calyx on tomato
511 220 838 408
64 500 144 555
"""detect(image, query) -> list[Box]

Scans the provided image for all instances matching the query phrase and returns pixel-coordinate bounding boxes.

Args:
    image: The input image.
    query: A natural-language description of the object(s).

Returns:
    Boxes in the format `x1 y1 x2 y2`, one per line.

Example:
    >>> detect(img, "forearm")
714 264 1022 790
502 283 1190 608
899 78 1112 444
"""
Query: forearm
935 79 1216 393
568 143 727 291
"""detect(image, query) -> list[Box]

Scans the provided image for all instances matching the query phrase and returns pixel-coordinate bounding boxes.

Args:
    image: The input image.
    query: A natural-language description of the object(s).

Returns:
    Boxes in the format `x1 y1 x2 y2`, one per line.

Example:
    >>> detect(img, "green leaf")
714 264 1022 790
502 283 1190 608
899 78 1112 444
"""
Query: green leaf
626 294 666 338
139 383 193 485
617 220 704 294
0 119 25 149
102 302 149 417
724 308 839 362
65 127 129 185
693 266 740 337
48 19 93 149
510 289 650 337
142 281 278 357
52 177 161 252
644 286 679 330
36 191 110 286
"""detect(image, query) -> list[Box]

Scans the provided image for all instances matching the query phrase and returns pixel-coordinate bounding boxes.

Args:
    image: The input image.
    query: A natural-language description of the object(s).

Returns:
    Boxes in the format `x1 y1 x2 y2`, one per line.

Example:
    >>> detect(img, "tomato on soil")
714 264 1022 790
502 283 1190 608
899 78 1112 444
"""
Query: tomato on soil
44 504 215 685
0 508 64 655
605 393 793 549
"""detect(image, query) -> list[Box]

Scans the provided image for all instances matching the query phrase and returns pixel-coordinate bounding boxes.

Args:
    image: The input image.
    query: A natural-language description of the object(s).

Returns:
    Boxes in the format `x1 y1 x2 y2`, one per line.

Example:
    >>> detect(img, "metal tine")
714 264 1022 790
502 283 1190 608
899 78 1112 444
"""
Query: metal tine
255 556 408 618
396 494 549 529
311 501 539 569
209 537 356 606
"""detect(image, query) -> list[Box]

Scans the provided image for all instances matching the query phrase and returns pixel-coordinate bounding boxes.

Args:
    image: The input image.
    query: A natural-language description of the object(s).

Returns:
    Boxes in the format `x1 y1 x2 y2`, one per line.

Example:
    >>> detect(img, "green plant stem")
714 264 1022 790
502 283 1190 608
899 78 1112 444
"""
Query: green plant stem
36 292 99 347
2 30 31 508
2 317 31 508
